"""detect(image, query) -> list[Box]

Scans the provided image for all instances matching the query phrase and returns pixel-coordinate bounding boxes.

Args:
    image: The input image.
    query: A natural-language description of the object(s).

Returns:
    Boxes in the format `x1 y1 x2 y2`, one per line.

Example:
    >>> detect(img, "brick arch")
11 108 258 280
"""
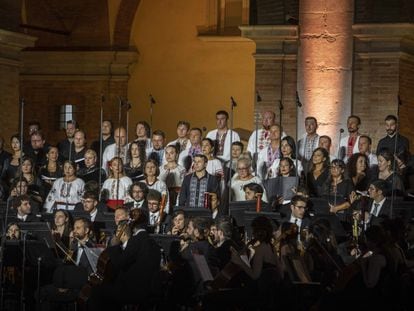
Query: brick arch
113 0 142 48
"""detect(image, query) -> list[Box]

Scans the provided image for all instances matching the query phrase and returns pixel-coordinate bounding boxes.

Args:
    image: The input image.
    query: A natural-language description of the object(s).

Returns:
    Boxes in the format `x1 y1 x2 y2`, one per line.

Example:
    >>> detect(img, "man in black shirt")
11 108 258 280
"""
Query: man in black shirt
376 115 410 155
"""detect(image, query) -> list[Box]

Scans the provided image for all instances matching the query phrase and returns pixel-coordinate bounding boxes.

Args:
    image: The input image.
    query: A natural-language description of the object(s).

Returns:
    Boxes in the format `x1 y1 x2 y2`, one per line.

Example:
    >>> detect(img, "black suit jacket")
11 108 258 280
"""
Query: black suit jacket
368 198 391 227
109 230 161 303
282 213 312 232
70 240 96 275
123 200 148 211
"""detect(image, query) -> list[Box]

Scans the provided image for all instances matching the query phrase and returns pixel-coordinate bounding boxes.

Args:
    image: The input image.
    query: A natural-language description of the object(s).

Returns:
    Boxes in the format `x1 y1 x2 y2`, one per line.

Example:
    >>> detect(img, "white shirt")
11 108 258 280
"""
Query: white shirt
206 129 240 162
367 153 378 167
167 138 191 152
297 134 320 161
90 209 98 222
231 175 267 202
339 135 361 163
289 216 302 229
206 159 224 177
370 197 386 217
247 129 287 155
44 178 85 213
101 176 132 200
149 211 160 226
102 143 129 173
159 164 186 187
17 214 28 222
256 145 279 179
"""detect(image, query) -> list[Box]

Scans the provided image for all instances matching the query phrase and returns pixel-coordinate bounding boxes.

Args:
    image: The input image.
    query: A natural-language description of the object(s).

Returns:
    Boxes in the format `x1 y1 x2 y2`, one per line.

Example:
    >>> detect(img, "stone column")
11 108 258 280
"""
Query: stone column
0 29 36 145
297 0 354 152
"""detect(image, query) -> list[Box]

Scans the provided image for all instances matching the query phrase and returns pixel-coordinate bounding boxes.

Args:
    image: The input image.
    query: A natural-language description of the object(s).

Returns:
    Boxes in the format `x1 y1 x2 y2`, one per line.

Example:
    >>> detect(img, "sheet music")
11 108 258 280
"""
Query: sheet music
83 247 104 274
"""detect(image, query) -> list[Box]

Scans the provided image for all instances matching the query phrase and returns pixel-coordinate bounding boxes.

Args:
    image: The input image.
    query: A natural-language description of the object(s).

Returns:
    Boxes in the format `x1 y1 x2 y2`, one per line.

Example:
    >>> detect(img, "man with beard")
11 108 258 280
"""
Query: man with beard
57 120 77 161
338 115 361 163
39 217 96 308
148 130 166 166
247 111 276 156
24 130 50 171
376 115 410 155
298 117 320 173
102 127 128 174
91 120 115 160
206 110 240 163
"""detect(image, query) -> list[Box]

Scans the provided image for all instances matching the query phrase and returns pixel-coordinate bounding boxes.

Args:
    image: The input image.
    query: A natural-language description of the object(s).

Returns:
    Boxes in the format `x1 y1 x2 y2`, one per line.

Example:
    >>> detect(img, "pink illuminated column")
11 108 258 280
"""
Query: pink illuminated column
297 0 354 154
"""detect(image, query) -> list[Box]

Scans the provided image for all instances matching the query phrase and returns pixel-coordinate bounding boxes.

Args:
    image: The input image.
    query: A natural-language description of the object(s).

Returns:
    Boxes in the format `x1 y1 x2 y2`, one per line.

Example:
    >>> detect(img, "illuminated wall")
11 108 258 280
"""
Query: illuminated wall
126 0 256 142
297 0 354 152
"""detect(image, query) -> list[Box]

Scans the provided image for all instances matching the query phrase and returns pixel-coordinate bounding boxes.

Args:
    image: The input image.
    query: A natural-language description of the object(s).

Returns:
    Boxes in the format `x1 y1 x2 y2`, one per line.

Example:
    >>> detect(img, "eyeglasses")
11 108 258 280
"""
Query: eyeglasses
237 167 249 171
148 202 159 207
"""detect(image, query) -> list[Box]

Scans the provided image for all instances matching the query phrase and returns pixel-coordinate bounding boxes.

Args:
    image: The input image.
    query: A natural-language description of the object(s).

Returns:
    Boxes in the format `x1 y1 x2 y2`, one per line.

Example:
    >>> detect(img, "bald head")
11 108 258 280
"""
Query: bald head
114 127 127 146
262 111 275 130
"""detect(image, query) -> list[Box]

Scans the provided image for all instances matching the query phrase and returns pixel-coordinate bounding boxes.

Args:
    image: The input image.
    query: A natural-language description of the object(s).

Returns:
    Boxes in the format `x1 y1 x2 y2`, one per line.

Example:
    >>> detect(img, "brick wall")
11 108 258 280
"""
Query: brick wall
24 0 110 47
19 79 128 146
399 56 414 149
352 56 400 150
255 57 297 137
0 64 20 146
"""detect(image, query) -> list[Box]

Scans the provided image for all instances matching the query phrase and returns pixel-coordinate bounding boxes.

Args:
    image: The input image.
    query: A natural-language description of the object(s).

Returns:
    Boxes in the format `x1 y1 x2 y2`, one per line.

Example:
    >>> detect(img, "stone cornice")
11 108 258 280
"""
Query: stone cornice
353 23 414 40
0 28 37 66
20 50 139 79
239 25 299 41
239 25 299 54
0 29 37 50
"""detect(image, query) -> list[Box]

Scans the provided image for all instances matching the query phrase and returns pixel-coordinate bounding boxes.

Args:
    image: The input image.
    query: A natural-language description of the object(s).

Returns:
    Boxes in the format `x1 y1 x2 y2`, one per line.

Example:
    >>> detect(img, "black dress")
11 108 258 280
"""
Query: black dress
306 168 330 197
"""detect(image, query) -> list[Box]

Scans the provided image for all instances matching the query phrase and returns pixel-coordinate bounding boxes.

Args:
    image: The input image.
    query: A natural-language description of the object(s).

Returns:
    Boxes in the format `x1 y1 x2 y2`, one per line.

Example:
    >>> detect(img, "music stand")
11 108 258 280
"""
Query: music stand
243 211 282 239
263 176 299 203
150 234 180 260
181 208 212 220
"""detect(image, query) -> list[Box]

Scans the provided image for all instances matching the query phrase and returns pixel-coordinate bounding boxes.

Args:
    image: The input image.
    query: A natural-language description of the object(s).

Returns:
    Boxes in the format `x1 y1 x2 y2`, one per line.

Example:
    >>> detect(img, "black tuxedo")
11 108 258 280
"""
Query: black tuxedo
14 213 40 223
282 213 312 232
367 198 392 227
123 199 148 211
111 230 161 302
70 239 96 275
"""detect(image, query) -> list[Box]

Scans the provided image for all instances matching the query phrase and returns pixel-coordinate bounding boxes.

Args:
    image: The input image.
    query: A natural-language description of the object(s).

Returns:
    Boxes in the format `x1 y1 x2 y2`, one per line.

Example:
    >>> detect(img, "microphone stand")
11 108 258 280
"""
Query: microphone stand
295 92 302 179
98 95 105 191
123 100 132 147
254 91 262 176
0 195 10 309
116 97 123 204
337 129 344 160
228 97 237 211
390 96 402 219
20 231 28 311
19 98 25 192
36 256 42 311
149 94 156 138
